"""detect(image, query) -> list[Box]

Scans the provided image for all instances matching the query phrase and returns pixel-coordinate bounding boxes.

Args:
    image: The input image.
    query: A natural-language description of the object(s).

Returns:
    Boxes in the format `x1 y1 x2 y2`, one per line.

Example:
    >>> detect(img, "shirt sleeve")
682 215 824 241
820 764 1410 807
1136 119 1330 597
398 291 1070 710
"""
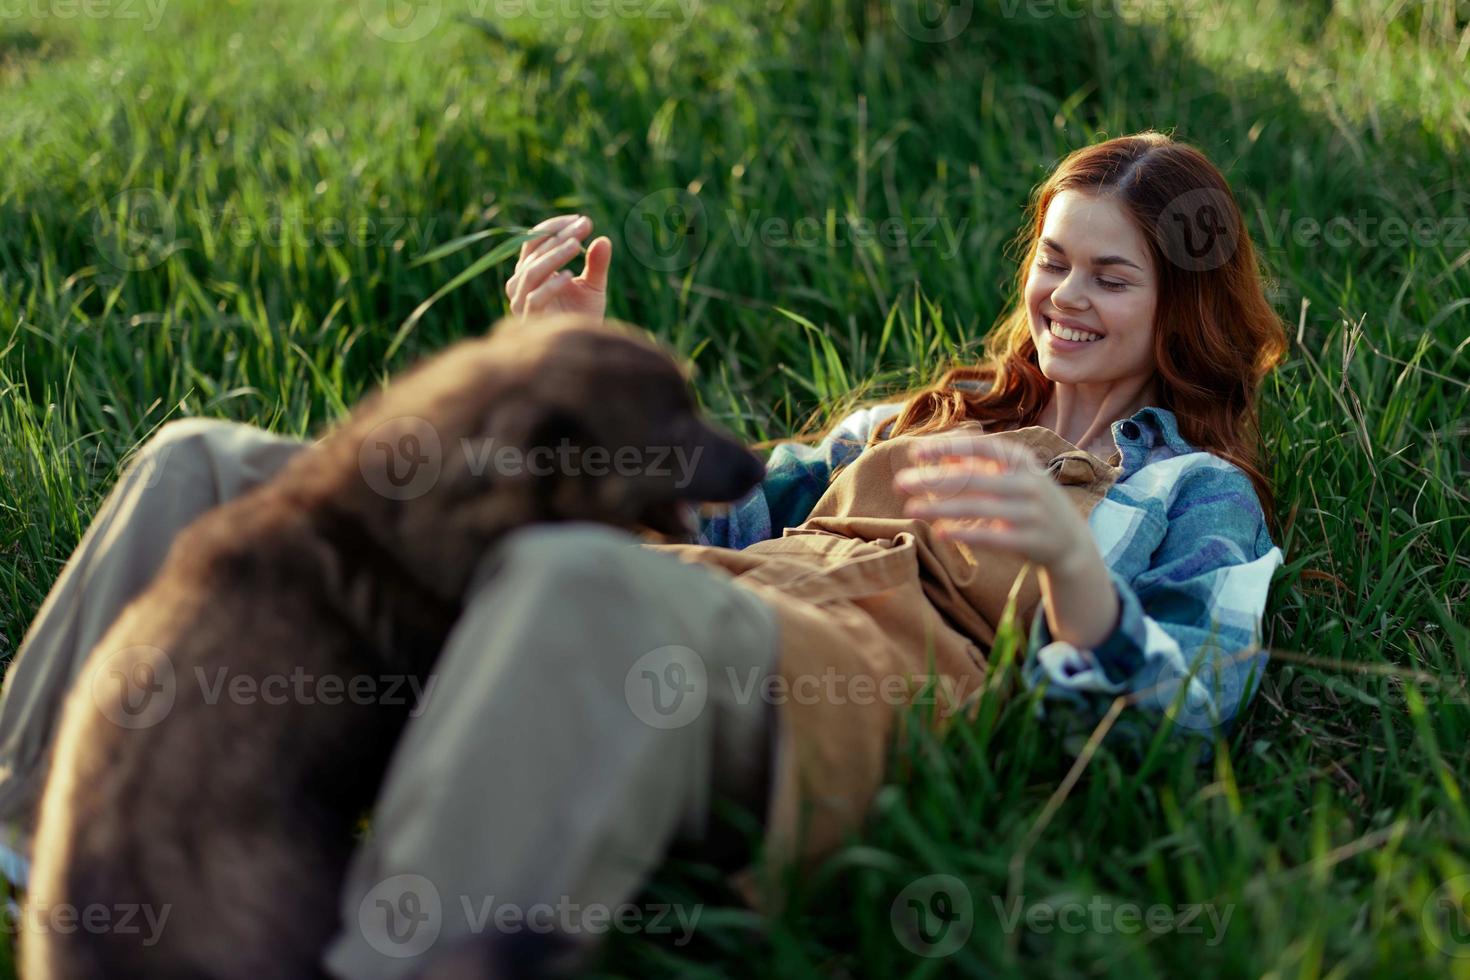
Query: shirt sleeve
1021 458 1285 759
696 401 904 550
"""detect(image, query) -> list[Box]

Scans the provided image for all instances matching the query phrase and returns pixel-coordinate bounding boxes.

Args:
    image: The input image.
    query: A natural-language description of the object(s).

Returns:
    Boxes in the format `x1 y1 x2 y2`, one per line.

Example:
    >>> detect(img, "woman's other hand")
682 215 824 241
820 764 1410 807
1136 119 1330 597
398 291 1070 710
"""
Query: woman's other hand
892 434 1120 648
505 214 613 319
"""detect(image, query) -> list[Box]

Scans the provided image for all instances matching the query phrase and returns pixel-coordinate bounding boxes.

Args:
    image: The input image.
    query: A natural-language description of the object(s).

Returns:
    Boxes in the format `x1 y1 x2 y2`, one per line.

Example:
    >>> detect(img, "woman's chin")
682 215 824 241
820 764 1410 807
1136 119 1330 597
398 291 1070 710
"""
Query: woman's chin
1036 358 1088 385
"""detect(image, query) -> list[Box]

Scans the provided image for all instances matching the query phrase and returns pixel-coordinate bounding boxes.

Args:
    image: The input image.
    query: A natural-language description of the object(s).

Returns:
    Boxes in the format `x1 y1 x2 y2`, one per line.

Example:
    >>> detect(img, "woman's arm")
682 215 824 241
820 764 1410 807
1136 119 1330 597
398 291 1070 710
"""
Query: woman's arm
896 439 1284 754
1022 460 1284 754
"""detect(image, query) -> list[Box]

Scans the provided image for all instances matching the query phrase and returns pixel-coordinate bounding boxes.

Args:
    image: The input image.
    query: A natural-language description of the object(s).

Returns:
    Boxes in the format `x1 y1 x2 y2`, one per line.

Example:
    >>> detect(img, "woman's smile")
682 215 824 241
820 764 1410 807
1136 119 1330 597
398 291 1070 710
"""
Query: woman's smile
1043 313 1106 348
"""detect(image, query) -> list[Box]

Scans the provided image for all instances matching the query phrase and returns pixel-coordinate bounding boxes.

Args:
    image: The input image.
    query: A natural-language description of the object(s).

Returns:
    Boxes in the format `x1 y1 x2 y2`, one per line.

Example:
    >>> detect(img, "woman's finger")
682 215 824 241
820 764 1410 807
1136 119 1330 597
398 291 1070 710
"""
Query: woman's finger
576 236 612 292
517 211 585 264
522 271 573 313
910 431 991 460
519 215 592 268
932 521 1027 551
894 464 1033 498
914 434 1041 473
518 214 588 263
903 495 1035 522
509 236 586 310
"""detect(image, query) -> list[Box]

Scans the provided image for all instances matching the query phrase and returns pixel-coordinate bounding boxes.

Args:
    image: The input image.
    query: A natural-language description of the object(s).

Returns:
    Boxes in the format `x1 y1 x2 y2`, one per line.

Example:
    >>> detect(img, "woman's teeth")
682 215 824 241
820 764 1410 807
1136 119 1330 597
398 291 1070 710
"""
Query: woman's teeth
1047 317 1103 343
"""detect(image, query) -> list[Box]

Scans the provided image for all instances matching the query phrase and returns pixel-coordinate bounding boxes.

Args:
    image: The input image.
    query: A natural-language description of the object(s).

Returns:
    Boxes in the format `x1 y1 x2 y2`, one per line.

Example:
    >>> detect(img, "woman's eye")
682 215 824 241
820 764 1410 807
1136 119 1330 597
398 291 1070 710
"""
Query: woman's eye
1038 259 1127 291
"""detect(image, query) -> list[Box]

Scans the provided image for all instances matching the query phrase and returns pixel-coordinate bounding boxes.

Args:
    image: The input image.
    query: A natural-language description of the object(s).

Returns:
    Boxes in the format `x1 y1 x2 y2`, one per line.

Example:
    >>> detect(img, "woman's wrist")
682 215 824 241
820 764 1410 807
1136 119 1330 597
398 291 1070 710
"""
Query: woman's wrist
1038 538 1121 650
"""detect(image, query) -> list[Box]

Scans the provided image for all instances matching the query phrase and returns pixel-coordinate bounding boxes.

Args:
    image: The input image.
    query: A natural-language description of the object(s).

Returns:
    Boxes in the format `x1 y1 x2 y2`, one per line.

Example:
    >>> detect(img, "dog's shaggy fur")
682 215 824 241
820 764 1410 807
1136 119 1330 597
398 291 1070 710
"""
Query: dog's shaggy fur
22 315 763 979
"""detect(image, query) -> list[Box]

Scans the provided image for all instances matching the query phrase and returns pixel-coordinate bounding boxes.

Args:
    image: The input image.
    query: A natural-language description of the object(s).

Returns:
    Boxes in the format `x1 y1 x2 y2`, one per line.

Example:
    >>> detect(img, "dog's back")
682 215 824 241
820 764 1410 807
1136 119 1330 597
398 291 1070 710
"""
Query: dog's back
25 492 439 978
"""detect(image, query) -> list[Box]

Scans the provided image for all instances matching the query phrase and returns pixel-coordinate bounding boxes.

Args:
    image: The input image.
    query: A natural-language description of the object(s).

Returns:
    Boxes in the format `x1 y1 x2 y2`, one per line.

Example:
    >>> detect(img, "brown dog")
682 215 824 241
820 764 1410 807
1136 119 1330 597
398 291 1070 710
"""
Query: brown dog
22 314 763 979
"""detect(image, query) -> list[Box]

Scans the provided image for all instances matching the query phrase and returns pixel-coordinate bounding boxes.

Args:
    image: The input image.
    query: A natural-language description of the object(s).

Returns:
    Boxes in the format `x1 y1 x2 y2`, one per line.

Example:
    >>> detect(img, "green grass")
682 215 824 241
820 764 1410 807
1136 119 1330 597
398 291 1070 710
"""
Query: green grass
2 0 1468 975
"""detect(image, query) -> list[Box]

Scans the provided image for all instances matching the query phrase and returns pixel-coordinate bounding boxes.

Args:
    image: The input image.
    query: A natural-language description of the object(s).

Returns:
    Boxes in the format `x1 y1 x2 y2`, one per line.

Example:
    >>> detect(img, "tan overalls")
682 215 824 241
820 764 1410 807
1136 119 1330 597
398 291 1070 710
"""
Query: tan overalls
646 420 1123 879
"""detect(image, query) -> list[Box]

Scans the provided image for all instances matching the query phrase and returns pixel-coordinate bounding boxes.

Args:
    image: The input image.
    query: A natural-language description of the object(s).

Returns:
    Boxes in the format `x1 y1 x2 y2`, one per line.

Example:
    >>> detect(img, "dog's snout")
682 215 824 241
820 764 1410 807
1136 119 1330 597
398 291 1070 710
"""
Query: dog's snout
732 445 765 491
668 417 764 503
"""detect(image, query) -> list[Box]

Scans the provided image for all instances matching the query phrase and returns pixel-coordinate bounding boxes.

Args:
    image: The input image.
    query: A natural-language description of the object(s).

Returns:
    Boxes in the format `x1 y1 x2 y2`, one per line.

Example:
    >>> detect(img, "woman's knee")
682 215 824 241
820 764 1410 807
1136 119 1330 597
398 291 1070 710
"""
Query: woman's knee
128 418 304 498
473 522 776 676
128 419 240 488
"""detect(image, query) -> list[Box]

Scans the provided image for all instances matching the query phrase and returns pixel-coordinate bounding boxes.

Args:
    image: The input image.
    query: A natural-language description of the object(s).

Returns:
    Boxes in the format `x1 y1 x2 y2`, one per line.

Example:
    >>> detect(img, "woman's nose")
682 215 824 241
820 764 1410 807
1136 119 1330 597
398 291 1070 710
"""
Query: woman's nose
1051 271 1091 311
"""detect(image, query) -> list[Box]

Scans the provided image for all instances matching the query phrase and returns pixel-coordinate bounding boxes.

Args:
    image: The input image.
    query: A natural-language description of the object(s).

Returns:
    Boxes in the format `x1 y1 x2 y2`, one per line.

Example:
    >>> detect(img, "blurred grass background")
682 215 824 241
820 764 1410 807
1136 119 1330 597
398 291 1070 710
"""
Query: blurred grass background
1 0 1468 975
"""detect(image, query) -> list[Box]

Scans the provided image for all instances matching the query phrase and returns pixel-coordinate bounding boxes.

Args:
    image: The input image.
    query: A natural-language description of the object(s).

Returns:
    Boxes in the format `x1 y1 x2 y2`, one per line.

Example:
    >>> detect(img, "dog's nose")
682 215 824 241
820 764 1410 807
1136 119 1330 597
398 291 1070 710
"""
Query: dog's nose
734 448 764 491
673 426 764 503
706 443 763 501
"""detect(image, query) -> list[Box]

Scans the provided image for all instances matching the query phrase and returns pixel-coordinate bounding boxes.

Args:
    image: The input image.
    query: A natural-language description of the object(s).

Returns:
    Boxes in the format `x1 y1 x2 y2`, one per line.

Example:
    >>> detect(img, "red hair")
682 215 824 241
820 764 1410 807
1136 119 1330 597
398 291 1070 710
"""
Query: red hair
801 131 1288 527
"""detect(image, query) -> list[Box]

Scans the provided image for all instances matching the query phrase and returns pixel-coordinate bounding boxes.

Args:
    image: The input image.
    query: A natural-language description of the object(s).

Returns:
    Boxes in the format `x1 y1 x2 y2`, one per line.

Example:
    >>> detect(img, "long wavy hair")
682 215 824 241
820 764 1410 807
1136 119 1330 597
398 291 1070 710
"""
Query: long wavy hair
790 130 1289 527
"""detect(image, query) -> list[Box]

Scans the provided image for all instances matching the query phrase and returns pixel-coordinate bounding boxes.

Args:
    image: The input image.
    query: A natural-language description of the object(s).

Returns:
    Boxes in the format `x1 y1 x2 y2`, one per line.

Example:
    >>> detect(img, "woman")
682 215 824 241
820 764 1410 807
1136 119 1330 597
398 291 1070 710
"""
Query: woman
509 129 1288 756
0 131 1286 975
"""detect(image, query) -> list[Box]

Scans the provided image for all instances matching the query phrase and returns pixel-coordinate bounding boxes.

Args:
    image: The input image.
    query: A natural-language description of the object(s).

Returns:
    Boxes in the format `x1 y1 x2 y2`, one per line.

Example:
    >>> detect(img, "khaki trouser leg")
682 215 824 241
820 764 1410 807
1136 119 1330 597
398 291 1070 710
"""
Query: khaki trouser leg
323 520 780 979
0 420 308 842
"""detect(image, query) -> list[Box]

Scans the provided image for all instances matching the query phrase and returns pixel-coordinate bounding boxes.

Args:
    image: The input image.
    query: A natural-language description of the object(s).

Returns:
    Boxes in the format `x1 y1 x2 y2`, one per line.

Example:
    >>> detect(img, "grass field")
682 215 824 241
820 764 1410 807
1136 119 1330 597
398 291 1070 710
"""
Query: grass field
1 0 1468 975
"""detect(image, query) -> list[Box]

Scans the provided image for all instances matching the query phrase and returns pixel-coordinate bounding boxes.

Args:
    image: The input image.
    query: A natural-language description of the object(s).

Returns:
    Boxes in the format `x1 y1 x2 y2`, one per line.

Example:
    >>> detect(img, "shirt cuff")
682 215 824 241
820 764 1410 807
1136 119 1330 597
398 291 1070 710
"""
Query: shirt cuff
1027 566 1147 686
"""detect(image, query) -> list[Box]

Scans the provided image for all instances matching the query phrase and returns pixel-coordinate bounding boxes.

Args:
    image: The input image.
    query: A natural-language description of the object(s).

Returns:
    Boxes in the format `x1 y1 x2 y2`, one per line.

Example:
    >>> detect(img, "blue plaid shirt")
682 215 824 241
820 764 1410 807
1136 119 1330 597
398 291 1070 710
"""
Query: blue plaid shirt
698 402 1284 757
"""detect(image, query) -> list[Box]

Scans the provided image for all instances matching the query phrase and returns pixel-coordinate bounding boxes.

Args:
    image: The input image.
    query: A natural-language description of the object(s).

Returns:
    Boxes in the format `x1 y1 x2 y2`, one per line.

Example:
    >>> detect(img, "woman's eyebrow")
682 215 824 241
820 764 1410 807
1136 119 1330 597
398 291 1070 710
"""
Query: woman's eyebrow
1039 237 1144 271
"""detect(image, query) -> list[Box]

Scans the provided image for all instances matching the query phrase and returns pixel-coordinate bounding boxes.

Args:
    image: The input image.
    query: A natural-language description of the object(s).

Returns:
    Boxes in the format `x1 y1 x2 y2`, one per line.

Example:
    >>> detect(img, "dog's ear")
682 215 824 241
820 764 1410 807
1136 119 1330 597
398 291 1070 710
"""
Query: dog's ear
468 398 595 491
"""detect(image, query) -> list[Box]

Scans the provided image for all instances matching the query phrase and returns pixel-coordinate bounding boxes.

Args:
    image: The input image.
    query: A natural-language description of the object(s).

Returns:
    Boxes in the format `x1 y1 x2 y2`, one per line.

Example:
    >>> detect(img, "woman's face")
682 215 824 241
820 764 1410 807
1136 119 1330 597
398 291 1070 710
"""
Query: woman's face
1024 190 1159 390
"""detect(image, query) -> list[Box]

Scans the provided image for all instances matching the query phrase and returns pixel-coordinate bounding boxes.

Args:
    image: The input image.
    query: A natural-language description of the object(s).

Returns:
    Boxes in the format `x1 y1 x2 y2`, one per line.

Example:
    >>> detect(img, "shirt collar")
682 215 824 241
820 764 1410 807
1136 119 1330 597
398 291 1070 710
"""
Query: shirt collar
1110 406 1196 476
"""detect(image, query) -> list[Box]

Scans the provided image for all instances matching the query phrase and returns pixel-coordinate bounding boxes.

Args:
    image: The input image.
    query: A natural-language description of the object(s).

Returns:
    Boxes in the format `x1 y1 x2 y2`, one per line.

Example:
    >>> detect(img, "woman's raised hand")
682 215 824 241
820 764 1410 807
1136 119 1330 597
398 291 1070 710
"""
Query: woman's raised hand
505 214 613 319
893 433 1123 649
893 435 1093 574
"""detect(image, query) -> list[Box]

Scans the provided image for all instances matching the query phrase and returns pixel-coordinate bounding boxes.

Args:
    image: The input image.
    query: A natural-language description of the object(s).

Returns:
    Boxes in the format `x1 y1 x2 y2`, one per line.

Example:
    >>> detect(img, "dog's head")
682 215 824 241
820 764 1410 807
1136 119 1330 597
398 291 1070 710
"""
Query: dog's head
478 314 764 536
309 315 762 590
